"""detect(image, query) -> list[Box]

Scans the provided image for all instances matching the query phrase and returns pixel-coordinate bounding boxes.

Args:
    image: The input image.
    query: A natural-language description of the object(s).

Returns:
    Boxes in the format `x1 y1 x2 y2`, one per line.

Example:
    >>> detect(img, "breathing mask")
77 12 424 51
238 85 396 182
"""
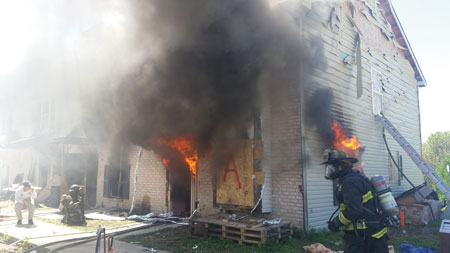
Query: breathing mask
324 164 338 180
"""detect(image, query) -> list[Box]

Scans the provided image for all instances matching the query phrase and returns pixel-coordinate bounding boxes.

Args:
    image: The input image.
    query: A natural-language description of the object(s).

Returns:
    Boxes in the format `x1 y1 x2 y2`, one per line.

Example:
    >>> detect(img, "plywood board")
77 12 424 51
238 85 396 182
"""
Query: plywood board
255 172 265 185
216 140 254 207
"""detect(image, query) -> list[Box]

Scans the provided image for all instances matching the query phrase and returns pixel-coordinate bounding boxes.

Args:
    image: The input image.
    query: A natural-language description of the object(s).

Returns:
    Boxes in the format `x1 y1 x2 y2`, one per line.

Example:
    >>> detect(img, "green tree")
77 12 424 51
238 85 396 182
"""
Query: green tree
422 131 450 201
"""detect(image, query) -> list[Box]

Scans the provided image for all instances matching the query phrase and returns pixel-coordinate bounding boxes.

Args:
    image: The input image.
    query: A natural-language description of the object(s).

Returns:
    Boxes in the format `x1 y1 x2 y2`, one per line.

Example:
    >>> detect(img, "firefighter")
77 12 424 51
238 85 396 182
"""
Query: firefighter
323 149 388 253
61 184 86 226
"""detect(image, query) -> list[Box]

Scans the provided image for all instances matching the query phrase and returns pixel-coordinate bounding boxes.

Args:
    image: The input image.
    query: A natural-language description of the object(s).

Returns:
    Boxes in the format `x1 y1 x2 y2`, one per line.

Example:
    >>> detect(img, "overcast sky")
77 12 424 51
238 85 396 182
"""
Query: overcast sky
392 0 450 142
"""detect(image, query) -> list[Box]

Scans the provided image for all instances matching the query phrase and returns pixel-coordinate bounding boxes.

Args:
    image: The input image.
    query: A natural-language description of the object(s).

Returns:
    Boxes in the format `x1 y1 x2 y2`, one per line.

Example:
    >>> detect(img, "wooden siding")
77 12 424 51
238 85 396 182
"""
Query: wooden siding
302 1 423 230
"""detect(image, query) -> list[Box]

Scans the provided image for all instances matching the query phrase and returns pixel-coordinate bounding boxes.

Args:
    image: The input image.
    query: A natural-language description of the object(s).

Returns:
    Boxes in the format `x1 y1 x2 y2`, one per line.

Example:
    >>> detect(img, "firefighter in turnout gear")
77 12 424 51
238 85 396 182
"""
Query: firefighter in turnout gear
323 149 388 253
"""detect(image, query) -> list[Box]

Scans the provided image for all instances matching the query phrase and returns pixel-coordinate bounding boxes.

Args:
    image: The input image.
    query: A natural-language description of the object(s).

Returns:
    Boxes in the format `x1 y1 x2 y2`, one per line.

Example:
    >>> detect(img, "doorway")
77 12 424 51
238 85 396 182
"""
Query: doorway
168 165 191 217
63 153 98 207
85 154 98 207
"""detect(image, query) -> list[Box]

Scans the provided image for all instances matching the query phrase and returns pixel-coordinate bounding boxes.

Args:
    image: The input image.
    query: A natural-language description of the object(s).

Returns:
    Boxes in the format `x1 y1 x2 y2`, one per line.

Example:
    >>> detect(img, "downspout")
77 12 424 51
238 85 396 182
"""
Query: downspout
300 78 308 231
129 146 143 215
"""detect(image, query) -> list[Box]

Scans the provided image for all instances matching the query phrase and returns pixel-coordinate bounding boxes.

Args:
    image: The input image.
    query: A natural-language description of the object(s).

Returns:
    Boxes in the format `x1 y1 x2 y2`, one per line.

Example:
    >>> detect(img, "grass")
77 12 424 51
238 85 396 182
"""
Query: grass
120 220 442 253
121 226 344 253
0 232 17 244
36 214 137 232
389 218 442 251
16 238 33 253
0 233 35 253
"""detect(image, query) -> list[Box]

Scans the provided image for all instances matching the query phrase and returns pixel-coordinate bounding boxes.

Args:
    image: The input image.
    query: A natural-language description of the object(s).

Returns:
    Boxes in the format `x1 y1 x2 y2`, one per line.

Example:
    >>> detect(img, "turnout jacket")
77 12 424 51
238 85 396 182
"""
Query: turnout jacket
336 171 387 239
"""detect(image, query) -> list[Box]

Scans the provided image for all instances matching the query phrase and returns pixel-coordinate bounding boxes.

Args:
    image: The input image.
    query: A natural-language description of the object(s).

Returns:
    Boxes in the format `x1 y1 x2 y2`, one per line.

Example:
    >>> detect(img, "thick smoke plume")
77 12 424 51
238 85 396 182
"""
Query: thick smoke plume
0 0 328 170
306 88 335 143
95 0 326 156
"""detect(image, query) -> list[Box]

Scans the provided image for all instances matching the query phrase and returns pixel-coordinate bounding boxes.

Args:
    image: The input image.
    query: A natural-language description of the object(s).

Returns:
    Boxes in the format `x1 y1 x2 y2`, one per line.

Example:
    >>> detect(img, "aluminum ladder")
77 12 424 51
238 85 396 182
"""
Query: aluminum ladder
375 114 450 205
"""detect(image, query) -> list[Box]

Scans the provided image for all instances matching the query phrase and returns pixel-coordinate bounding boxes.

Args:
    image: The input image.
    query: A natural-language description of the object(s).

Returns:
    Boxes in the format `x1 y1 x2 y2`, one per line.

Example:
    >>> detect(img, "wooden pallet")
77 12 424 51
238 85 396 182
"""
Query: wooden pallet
190 216 293 246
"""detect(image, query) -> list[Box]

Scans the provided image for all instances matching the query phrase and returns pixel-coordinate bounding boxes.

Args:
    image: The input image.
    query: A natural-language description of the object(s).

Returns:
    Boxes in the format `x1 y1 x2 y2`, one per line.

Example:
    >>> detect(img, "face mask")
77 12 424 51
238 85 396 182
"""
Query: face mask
324 164 337 180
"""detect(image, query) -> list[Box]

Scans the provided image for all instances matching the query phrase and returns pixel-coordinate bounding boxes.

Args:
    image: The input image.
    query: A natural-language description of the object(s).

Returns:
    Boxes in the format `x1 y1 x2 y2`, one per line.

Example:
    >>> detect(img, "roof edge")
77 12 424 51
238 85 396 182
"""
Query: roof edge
382 0 427 87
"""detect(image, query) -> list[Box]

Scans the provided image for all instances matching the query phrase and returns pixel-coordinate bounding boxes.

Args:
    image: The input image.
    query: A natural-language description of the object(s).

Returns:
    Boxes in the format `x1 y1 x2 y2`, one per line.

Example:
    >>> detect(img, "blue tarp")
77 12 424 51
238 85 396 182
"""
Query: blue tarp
399 243 438 253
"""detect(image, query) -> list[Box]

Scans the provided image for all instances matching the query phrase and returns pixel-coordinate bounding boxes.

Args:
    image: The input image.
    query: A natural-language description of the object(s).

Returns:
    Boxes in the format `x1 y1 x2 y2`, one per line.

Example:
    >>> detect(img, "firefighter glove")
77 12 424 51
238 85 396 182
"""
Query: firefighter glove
328 217 340 232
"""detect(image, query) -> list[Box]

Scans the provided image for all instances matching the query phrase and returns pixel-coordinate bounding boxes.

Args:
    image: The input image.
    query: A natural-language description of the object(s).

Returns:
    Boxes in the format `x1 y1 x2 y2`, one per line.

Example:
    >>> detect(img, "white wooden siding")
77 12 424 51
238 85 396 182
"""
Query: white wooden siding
302 4 423 230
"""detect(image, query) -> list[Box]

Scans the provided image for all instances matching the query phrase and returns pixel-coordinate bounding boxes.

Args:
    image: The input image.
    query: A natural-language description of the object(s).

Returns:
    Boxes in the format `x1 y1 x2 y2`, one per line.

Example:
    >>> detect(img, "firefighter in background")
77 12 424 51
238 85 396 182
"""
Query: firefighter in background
323 149 388 253
61 184 86 226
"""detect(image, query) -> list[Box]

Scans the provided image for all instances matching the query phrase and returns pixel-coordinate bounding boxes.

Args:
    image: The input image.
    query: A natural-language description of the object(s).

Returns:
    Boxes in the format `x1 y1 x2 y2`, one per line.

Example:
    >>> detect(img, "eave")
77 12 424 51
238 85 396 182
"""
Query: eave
380 0 427 87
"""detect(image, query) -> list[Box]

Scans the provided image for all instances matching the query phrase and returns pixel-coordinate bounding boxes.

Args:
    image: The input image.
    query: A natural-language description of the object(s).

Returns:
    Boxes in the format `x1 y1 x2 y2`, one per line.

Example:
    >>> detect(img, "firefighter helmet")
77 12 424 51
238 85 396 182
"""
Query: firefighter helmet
321 149 358 165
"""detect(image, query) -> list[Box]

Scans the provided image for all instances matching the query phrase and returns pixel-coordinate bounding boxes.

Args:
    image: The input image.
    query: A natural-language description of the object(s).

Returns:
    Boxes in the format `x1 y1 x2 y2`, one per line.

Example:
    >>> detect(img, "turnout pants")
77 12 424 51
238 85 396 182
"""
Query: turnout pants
343 232 388 253
15 199 35 221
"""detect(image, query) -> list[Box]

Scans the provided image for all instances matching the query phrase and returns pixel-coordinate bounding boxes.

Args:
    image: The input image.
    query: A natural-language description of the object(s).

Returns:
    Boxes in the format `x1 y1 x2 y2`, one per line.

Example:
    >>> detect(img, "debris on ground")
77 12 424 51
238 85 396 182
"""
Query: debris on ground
128 209 197 225
396 182 443 224
85 212 126 221
263 218 282 225
303 243 341 253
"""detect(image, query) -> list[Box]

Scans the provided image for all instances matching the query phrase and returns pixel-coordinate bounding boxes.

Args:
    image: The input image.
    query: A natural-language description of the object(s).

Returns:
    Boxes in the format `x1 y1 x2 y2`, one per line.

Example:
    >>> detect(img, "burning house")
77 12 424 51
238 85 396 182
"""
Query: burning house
0 0 428 231
93 0 428 231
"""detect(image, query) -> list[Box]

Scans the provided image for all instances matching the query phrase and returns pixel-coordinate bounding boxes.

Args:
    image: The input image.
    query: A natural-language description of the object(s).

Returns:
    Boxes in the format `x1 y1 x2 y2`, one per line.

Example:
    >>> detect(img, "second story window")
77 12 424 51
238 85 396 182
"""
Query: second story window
40 101 50 130
35 101 54 134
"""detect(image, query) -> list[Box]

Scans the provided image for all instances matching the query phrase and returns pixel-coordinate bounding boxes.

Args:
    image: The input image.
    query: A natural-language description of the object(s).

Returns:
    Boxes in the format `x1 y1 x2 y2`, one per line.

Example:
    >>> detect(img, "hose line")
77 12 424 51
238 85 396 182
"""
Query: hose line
382 128 435 220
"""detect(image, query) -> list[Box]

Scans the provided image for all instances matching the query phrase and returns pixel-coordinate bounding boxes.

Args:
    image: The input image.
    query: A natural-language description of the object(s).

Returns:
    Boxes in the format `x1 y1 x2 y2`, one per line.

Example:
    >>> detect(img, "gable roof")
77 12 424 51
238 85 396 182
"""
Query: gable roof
380 0 427 87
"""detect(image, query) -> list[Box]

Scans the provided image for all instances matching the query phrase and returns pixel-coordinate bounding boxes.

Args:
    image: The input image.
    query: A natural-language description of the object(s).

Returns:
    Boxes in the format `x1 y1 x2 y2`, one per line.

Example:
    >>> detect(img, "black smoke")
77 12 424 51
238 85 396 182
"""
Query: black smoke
88 0 327 157
306 88 335 142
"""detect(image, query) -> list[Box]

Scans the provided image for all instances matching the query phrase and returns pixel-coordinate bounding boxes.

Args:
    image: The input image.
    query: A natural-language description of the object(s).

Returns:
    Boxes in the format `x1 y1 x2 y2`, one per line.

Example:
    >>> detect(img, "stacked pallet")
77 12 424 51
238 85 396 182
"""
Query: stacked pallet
190 215 293 246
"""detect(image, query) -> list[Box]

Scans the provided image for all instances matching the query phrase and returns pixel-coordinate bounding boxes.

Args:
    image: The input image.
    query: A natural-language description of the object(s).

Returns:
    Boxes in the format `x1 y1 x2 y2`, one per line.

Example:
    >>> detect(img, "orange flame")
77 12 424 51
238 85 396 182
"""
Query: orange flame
158 155 171 169
156 136 198 178
330 121 360 157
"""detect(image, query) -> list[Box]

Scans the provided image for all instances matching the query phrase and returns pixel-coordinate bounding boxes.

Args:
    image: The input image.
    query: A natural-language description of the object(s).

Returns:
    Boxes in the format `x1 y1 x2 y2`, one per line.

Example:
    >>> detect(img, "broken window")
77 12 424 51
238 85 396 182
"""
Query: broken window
371 68 383 115
34 101 54 133
103 164 130 199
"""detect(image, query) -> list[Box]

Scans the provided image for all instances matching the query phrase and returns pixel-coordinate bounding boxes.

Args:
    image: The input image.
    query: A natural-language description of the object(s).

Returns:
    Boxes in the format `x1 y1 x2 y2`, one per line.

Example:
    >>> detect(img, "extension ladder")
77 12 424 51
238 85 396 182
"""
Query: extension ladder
375 114 450 202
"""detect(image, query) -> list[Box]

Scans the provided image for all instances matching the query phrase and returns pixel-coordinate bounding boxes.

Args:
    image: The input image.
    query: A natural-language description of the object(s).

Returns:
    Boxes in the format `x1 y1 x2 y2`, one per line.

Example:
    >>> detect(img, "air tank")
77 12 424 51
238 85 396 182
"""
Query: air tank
370 175 399 217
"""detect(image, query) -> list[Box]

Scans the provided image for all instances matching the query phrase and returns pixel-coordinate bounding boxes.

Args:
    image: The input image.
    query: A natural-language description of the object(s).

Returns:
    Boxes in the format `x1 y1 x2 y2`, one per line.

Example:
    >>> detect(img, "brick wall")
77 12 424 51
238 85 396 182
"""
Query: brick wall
195 86 304 228
197 156 216 215
96 145 167 213
398 201 442 225
266 87 303 228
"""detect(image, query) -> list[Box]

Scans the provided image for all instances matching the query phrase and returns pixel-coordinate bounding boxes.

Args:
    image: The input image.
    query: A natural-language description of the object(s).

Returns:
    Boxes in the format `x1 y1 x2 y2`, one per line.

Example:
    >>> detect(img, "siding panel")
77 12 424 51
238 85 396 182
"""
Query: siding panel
302 5 423 230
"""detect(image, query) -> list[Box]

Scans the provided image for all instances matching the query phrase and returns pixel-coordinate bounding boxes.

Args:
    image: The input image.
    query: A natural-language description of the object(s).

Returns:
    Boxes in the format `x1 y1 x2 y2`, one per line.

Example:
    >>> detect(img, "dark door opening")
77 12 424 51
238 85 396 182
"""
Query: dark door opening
39 164 49 188
64 154 99 207
86 154 98 208
64 154 84 188
168 166 191 217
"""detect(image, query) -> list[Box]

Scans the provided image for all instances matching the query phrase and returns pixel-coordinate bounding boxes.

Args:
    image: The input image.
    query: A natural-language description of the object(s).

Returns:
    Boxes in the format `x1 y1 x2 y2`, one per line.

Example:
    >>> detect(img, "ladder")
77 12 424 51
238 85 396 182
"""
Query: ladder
375 114 450 201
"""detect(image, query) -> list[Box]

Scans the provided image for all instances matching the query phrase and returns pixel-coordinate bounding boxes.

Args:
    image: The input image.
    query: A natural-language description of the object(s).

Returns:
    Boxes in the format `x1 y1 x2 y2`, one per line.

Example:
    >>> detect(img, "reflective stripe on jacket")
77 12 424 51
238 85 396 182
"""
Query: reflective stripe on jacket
336 172 386 238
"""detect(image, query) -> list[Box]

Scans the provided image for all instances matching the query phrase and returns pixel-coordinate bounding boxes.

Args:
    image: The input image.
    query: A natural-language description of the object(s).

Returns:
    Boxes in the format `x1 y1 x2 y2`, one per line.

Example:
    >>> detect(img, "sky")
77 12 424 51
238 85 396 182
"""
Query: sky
392 0 450 142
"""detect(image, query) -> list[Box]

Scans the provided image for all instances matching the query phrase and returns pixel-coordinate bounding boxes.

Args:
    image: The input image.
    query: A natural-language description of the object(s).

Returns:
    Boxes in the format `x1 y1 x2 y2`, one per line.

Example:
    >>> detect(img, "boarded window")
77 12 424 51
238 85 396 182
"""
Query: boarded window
103 164 130 199
388 151 403 185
